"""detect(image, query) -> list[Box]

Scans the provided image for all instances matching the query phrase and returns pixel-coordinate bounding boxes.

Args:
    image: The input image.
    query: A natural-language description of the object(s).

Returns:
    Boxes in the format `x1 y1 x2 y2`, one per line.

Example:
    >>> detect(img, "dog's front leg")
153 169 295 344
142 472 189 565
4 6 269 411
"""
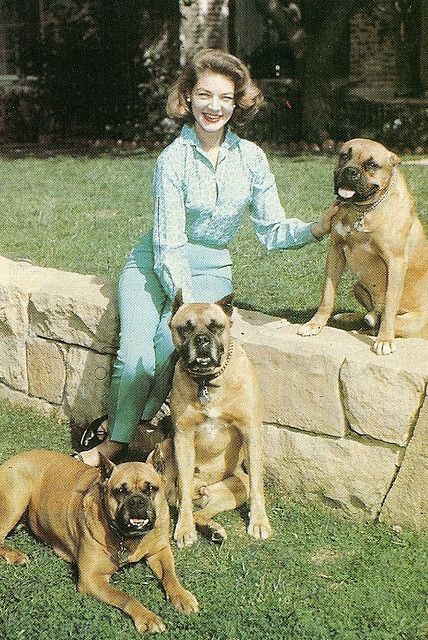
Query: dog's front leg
298 239 346 336
243 426 272 540
147 545 199 613
173 425 198 547
374 251 407 355
77 560 166 634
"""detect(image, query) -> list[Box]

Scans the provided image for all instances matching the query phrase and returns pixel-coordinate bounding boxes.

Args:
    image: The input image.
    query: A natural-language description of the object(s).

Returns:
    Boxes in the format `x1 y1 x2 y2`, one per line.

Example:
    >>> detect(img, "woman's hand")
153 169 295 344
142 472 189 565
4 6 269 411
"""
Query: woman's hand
311 203 339 239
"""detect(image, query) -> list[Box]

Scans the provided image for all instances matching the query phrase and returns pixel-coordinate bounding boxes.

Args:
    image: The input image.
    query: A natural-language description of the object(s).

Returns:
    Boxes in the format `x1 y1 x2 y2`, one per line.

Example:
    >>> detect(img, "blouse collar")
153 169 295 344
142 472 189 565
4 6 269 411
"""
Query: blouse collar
180 123 240 151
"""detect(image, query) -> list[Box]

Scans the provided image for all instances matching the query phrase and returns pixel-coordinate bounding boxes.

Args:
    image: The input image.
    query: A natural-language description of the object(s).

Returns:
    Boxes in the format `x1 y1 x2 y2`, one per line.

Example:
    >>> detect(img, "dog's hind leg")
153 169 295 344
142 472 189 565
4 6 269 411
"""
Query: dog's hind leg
193 473 249 543
394 311 428 339
0 468 32 565
333 282 380 328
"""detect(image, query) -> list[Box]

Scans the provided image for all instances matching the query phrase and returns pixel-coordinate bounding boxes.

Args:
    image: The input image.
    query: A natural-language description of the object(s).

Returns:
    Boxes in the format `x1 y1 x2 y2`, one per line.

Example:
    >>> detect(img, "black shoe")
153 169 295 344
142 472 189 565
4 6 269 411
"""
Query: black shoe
79 415 108 450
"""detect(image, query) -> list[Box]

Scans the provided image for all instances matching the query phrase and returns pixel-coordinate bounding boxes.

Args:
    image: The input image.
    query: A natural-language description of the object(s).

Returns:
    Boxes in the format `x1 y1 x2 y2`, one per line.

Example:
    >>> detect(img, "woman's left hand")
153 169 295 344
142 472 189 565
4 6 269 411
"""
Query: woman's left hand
311 203 339 239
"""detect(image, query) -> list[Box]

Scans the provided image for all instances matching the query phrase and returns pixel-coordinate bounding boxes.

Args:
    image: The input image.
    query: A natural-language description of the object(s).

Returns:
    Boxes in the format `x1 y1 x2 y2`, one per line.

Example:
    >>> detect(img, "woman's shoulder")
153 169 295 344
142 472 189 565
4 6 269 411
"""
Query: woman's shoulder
236 137 269 170
155 134 187 171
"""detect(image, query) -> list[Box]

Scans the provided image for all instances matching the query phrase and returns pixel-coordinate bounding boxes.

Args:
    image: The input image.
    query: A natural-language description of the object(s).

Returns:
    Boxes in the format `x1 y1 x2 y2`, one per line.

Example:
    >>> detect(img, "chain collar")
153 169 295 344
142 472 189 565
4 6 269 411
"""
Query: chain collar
185 338 235 405
345 169 397 231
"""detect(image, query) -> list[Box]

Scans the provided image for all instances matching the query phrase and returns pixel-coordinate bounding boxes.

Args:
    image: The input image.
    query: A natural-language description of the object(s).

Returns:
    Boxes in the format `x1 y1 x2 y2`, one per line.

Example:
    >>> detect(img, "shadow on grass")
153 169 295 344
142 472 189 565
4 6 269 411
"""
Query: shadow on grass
0 142 155 160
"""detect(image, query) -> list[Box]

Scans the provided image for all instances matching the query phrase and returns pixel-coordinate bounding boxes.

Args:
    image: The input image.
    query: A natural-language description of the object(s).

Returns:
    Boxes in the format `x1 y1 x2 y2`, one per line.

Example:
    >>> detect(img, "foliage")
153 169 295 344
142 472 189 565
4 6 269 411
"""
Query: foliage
10 0 178 144
335 97 428 152
240 78 302 145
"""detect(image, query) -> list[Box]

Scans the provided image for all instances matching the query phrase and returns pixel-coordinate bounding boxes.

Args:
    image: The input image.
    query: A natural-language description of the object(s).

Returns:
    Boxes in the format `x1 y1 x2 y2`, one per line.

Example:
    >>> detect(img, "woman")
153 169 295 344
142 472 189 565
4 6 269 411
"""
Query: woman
77 48 336 466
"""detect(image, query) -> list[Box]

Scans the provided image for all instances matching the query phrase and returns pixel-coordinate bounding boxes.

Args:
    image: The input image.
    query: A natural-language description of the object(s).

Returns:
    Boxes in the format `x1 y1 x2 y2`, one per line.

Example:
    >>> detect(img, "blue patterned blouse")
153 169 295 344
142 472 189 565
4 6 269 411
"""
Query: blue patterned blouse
152 124 315 301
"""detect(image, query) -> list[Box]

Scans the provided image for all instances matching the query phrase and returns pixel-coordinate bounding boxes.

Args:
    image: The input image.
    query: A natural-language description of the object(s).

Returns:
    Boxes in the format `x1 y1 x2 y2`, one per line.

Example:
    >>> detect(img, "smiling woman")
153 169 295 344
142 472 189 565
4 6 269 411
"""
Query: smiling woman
76 48 336 467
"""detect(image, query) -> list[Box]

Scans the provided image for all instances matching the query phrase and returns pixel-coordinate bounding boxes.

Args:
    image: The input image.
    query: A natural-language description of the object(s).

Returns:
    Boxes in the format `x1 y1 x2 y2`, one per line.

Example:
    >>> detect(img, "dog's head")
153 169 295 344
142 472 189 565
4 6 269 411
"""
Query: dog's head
169 291 233 376
99 455 165 539
334 139 399 205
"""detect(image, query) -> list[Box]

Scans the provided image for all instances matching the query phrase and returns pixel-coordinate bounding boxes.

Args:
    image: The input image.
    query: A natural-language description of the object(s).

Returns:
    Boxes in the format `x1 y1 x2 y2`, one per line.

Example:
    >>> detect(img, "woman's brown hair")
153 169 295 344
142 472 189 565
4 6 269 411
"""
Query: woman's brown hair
166 49 263 126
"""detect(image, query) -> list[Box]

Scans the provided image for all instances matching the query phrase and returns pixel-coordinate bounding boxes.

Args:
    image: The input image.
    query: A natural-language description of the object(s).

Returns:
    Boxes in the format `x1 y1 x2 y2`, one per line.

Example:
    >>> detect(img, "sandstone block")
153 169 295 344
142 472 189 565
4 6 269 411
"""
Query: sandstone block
263 423 399 521
65 347 112 425
27 337 66 405
0 286 29 392
29 269 118 354
233 319 366 437
340 340 428 446
380 394 428 530
0 383 66 419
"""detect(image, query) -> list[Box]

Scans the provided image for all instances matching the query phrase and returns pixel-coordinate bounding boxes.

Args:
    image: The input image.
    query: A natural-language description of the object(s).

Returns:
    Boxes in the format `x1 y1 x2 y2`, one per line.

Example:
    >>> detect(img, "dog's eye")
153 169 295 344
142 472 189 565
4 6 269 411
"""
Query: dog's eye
208 320 224 334
145 484 158 495
113 485 127 498
178 320 194 337
365 160 380 171
338 149 351 163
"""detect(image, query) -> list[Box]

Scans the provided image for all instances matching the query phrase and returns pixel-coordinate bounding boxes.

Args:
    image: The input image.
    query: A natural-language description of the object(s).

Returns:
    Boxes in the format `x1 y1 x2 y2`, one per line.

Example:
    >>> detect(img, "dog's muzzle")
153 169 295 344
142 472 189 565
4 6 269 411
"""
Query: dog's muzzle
335 166 379 202
182 333 224 374
116 494 156 537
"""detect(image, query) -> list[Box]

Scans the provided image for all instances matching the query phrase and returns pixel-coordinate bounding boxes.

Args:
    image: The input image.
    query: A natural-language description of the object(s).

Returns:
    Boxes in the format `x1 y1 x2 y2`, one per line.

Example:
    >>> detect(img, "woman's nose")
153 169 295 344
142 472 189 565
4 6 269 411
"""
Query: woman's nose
207 96 221 111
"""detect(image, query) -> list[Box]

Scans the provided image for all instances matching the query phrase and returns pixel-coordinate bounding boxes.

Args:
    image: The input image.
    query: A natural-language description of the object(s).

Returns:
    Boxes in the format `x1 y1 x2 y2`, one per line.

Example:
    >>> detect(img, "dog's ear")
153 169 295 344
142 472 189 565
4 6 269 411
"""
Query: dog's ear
216 293 234 317
171 289 183 318
98 453 115 482
150 444 166 475
389 152 400 166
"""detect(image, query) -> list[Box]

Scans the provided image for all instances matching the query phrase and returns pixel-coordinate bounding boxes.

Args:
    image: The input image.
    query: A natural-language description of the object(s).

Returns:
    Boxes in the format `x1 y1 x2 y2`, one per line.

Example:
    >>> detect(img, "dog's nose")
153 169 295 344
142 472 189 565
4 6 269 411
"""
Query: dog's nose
195 334 210 347
342 165 361 180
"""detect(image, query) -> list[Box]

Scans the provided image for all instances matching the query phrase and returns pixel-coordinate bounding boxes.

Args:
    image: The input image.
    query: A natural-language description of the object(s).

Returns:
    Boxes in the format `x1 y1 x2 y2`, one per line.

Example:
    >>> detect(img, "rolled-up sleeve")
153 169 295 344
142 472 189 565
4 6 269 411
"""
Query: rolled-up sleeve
152 150 194 302
248 145 315 250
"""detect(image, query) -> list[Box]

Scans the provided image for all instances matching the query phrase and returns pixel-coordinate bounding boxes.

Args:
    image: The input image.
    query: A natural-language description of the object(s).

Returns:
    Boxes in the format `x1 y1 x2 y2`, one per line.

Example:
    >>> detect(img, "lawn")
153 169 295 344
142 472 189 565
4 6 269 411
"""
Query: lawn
1 149 427 321
1 151 428 639
1 401 428 640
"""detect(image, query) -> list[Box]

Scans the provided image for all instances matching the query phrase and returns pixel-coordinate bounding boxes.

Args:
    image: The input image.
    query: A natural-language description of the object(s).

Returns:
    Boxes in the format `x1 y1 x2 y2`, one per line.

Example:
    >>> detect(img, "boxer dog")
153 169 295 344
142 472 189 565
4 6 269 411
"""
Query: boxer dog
0 450 198 633
149 292 272 548
298 138 428 354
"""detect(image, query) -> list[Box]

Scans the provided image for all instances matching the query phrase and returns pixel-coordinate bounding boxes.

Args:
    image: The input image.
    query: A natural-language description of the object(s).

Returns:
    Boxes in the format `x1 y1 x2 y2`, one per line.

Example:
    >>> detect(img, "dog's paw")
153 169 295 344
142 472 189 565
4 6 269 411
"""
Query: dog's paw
372 338 396 355
247 513 272 540
174 521 198 548
3 549 29 566
170 587 199 614
134 612 166 634
297 321 324 337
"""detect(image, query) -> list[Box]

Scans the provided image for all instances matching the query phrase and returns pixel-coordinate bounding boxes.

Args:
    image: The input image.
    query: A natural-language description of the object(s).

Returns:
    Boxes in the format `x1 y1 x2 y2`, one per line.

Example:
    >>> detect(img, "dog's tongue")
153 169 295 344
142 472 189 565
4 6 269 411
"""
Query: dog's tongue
338 187 356 199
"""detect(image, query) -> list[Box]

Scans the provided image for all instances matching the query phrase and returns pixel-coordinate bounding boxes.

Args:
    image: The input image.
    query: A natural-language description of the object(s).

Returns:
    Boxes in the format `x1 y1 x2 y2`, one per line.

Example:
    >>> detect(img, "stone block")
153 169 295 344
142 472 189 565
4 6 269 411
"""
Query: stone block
340 339 428 446
27 337 66 405
29 269 118 354
380 394 428 530
0 286 29 392
64 346 112 425
0 383 66 419
263 423 400 521
233 318 367 437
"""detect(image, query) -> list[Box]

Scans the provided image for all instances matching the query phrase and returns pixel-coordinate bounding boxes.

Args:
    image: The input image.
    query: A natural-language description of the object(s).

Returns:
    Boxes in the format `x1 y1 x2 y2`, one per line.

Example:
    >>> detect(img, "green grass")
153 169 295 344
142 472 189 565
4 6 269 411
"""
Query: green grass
1 150 427 321
1 401 428 640
1 152 428 637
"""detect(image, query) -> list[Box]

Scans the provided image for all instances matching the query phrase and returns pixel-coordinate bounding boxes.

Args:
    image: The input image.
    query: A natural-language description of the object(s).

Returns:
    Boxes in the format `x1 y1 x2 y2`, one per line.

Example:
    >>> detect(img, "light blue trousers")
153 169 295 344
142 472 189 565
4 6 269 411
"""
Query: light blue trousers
108 232 233 444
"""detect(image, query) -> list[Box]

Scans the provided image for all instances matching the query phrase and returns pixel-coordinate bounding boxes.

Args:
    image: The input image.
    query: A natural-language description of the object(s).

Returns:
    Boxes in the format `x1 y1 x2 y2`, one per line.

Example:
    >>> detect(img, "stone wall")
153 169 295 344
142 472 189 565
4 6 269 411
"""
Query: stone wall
1 256 428 531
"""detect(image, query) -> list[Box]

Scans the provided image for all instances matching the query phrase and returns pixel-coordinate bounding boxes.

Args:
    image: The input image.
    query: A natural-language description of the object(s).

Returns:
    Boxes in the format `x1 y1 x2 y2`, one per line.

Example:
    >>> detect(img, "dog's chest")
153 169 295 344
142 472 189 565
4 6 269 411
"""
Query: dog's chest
195 405 235 448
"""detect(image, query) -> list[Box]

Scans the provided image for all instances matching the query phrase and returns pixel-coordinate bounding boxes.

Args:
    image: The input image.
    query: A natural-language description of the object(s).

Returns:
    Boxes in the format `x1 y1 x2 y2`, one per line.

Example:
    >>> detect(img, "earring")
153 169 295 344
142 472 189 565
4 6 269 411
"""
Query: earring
186 97 191 103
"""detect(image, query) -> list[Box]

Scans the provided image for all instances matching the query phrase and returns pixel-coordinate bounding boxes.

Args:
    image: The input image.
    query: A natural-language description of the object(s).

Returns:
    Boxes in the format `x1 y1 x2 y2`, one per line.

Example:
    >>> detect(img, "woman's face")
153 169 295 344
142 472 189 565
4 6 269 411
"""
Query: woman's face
190 71 235 135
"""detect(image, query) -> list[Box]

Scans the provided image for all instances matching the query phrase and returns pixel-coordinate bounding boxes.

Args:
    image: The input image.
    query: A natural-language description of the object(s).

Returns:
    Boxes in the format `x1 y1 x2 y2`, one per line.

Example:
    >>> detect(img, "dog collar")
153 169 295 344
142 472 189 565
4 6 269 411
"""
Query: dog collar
187 338 234 405
342 168 397 231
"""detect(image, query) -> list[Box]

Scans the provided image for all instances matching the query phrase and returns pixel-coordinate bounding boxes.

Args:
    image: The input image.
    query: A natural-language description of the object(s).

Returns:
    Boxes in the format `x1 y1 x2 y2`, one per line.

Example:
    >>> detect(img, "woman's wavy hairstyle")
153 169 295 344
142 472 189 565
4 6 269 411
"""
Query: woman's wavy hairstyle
166 49 263 127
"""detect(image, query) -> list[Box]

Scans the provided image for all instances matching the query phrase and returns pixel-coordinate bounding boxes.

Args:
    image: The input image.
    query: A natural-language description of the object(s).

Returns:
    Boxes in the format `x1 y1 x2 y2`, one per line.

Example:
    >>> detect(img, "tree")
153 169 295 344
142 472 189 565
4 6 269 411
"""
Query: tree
254 0 368 141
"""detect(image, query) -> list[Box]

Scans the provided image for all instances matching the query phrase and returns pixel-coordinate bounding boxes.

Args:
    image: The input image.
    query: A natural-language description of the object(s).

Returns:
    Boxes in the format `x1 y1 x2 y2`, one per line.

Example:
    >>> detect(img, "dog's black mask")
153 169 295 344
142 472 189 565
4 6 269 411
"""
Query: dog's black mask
180 328 225 374
114 489 157 538
334 165 380 203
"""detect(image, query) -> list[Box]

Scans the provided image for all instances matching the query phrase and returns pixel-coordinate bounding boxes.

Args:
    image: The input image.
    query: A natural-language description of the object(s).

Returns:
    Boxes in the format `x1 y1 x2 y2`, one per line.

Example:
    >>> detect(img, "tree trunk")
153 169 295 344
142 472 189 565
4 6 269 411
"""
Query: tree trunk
300 0 356 142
